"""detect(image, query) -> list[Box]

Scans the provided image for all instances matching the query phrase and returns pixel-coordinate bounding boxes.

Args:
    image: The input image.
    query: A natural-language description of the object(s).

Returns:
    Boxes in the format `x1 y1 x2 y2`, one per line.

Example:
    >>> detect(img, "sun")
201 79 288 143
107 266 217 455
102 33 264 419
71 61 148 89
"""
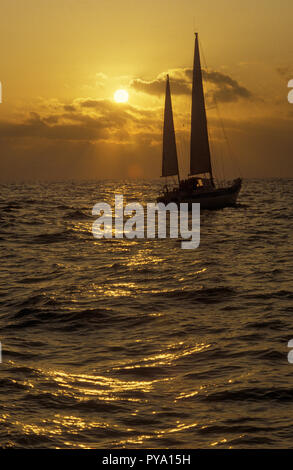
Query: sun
114 89 129 103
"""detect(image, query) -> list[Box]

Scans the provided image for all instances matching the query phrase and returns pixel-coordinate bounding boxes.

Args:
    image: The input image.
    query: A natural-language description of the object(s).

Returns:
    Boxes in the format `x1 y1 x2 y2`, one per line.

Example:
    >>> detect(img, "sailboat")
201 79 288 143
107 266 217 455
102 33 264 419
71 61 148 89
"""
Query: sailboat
157 33 242 209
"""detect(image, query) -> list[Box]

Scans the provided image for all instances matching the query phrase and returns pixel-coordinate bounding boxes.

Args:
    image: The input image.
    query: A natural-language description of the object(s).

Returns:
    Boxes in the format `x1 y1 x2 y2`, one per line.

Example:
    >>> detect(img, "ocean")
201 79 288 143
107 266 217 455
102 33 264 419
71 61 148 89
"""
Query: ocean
0 179 292 448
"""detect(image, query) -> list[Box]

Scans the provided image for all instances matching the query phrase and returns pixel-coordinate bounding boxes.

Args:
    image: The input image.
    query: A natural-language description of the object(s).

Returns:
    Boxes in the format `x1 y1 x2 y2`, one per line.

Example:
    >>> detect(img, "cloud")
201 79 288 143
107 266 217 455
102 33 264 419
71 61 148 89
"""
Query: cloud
0 111 107 142
131 67 252 103
63 104 76 112
202 70 252 102
0 97 164 180
130 76 190 96
276 66 293 78
0 99 160 145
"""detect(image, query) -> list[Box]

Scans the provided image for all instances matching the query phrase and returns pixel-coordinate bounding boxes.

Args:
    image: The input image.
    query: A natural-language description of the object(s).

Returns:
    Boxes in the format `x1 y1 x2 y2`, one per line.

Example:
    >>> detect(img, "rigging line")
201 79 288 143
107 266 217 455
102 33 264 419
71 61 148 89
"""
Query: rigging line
173 107 182 177
217 106 242 178
182 121 190 177
178 124 187 180
176 132 184 177
211 78 242 178
199 37 242 179
214 118 225 183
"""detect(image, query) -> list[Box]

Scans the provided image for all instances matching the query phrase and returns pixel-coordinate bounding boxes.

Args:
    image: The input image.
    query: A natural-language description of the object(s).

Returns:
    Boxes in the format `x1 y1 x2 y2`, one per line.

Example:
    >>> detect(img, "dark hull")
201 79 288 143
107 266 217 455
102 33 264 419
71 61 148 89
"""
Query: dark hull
157 178 242 210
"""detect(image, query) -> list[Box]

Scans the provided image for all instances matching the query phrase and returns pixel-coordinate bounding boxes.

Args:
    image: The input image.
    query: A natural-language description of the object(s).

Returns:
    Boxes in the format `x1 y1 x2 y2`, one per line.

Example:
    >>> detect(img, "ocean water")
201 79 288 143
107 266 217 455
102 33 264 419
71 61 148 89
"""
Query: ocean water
0 179 292 449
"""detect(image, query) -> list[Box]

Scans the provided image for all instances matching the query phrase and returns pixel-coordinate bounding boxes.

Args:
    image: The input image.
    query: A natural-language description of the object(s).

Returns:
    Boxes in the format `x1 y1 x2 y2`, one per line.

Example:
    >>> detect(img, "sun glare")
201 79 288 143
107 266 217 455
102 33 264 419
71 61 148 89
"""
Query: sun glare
114 89 129 103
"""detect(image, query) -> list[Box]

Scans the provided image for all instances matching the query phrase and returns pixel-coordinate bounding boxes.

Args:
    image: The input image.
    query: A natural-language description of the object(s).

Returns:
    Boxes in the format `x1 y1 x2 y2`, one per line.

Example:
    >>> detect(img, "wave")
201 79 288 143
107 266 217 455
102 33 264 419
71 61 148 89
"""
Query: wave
202 387 293 402
153 286 235 302
63 210 91 219
31 230 75 244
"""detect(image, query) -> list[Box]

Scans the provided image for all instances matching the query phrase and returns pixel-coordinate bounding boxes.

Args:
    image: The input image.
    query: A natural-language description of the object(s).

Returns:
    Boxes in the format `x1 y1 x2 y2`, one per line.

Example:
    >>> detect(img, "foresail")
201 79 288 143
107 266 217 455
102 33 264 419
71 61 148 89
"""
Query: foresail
162 75 179 178
190 33 212 177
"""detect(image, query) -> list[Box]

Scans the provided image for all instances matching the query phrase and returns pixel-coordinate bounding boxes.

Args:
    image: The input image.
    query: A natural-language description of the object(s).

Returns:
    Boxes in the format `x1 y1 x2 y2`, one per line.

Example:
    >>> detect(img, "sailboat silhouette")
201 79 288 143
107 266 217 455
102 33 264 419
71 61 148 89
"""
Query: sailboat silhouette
157 33 242 209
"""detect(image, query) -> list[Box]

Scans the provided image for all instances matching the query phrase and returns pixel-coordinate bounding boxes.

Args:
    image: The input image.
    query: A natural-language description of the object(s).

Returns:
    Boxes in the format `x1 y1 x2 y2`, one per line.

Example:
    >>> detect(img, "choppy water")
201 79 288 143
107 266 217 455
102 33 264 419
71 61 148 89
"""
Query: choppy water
0 179 292 448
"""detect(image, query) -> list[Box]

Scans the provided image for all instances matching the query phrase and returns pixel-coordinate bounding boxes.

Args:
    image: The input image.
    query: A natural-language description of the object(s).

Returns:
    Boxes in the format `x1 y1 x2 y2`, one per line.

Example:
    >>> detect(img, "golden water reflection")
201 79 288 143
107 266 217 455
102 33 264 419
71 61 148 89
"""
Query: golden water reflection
4 337 226 448
5 347 238 449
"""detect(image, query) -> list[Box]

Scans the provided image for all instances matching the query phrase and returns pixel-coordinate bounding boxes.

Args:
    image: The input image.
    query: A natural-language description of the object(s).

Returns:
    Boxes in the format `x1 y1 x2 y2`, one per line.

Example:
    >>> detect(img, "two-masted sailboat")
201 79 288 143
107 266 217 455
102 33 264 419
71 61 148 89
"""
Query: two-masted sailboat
157 33 242 209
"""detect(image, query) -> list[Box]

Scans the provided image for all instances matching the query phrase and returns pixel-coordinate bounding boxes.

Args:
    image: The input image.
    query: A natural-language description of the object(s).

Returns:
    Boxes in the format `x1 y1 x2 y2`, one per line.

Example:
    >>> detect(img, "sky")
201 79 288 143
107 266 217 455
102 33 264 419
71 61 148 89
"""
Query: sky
0 0 293 181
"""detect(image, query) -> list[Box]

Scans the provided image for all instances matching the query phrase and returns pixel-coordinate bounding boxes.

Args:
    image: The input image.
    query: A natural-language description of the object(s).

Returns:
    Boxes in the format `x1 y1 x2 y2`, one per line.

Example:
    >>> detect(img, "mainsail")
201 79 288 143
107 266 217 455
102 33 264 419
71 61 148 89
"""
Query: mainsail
162 75 179 179
190 33 213 178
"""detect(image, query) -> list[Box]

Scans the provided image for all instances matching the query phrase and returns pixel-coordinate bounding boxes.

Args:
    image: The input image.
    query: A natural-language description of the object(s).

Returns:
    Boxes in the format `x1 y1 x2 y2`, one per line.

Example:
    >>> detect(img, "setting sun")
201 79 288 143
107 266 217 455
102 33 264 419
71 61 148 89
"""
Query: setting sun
114 89 129 103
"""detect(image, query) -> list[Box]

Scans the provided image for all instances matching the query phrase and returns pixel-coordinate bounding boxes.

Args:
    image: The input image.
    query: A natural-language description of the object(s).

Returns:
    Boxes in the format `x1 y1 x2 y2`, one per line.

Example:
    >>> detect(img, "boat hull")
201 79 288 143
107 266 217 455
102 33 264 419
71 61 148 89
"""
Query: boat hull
157 178 242 210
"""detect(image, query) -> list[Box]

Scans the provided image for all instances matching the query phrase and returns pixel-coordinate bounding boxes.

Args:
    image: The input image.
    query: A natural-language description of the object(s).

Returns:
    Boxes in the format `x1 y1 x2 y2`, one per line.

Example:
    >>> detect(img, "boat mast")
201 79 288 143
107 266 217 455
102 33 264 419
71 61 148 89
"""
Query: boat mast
190 32 214 185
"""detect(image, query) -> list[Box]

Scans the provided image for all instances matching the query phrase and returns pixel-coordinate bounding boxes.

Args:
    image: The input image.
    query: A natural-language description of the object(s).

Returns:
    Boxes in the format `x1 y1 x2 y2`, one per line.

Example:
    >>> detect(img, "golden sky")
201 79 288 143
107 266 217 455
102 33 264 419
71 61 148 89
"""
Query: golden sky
0 0 293 180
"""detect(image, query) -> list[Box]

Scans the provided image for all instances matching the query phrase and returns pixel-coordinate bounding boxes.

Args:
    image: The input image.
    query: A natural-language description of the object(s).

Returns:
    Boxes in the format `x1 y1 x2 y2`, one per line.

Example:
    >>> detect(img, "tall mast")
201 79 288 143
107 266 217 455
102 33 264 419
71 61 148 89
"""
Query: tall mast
190 33 213 184
162 75 180 183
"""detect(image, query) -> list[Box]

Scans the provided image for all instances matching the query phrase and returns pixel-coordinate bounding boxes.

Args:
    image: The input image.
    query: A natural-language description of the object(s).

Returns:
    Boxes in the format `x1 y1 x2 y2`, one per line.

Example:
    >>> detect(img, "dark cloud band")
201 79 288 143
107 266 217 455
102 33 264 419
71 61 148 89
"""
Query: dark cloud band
131 67 252 103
